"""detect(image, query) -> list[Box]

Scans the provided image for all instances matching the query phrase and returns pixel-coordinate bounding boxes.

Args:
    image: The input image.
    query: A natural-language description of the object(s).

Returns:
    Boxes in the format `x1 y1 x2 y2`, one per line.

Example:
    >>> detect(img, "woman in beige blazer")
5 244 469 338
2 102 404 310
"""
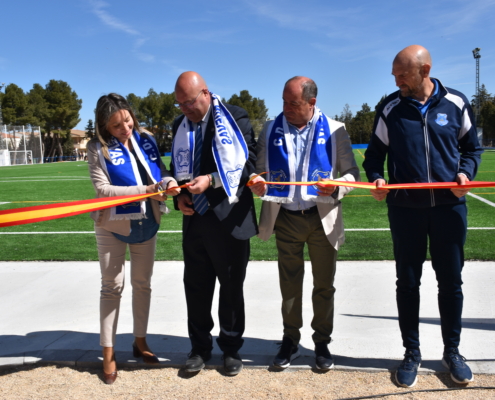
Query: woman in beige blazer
88 93 179 384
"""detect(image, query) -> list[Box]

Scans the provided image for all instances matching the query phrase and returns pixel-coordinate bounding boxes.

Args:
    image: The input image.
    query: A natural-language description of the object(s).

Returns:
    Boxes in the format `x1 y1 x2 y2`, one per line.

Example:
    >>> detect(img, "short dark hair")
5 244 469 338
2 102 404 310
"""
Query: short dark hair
285 76 317 101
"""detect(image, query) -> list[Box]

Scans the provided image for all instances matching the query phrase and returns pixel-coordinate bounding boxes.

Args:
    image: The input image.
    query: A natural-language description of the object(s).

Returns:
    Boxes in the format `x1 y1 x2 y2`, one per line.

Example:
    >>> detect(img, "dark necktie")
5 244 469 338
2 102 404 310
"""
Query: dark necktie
192 123 208 215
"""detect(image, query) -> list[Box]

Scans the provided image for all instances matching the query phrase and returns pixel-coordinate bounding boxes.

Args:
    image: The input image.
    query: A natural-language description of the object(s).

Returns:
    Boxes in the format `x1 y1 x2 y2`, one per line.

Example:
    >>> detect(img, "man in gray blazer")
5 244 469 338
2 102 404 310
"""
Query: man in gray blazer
249 76 359 370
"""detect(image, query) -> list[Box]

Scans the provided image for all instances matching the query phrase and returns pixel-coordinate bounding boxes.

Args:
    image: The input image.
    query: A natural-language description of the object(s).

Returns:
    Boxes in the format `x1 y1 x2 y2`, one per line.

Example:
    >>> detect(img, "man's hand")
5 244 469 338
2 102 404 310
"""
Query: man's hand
451 174 470 198
249 176 267 197
187 175 210 194
177 193 195 215
315 179 337 197
165 180 181 196
370 179 389 201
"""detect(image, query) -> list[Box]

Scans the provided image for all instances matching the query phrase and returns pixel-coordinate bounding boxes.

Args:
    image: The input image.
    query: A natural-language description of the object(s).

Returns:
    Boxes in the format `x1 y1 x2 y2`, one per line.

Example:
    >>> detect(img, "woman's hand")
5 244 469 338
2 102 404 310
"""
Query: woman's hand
146 182 168 201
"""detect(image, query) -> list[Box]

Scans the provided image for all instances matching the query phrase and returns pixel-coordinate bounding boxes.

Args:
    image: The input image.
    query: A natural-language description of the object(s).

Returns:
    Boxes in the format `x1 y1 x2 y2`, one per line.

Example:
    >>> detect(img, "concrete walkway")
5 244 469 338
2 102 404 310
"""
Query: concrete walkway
1 260 494 374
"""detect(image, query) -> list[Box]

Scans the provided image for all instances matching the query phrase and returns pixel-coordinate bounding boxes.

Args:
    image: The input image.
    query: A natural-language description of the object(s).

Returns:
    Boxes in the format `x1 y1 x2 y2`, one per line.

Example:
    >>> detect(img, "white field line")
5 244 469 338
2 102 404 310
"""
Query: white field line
0 231 183 234
0 202 10 205
1 228 495 235
0 176 89 179
468 192 495 207
0 179 89 183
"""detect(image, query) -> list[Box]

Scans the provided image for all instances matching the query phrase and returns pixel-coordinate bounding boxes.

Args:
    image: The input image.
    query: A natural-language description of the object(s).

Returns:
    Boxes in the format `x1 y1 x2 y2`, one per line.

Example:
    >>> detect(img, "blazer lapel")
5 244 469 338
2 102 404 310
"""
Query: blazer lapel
200 115 215 168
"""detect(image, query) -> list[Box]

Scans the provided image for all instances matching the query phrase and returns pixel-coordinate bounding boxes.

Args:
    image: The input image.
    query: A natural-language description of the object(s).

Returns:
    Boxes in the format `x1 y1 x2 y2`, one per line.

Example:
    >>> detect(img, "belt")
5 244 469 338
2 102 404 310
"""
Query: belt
282 206 318 215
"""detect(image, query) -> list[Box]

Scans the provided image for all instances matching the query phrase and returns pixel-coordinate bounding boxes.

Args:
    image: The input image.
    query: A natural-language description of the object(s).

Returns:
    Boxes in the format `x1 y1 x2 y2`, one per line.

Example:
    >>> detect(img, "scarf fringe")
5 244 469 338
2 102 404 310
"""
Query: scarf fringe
109 213 147 221
261 195 293 204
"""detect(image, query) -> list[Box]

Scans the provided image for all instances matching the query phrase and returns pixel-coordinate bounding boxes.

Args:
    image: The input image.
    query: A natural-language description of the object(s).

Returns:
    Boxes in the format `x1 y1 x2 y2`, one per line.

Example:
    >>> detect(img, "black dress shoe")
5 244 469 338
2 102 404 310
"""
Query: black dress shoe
132 341 160 365
185 350 211 372
223 352 243 376
315 342 334 370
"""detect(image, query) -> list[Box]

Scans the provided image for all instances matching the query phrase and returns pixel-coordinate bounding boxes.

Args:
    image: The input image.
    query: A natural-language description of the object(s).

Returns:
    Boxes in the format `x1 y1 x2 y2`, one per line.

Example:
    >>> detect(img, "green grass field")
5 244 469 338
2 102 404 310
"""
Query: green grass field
1 150 494 261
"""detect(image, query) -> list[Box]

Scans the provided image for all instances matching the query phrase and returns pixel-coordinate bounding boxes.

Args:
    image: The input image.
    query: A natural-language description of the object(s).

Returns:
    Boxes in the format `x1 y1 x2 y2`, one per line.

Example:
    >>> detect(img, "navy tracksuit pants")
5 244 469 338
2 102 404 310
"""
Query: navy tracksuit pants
388 203 467 351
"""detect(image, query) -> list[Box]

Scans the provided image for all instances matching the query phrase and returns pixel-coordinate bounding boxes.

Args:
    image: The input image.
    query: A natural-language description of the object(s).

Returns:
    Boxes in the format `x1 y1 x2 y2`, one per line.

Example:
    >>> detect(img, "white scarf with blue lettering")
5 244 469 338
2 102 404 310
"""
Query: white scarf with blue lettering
97 131 164 220
172 93 248 204
263 107 337 203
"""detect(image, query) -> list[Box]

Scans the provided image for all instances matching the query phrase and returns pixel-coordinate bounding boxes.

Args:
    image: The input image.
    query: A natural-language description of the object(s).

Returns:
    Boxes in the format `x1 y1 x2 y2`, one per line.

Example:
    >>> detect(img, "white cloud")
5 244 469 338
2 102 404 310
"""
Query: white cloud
89 0 140 36
161 60 187 75
136 53 155 63
425 0 495 36
88 0 158 63
244 0 364 33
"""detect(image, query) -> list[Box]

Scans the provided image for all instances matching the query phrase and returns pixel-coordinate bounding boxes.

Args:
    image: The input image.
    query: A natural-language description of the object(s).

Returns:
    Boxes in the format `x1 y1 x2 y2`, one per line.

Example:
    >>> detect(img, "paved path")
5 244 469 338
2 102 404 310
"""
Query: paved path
1 261 493 374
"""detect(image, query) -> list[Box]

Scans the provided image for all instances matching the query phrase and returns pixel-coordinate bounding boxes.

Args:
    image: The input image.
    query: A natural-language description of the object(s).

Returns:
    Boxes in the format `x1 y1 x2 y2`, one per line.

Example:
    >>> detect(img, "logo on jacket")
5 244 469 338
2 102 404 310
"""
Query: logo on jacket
175 149 190 171
435 113 449 126
311 170 331 190
226 167 242 188
270 169 287 191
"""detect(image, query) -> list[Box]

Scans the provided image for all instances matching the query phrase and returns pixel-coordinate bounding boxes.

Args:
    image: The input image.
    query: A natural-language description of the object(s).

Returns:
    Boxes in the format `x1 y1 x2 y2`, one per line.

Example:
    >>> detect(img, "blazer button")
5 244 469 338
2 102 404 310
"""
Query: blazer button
139 221 143 225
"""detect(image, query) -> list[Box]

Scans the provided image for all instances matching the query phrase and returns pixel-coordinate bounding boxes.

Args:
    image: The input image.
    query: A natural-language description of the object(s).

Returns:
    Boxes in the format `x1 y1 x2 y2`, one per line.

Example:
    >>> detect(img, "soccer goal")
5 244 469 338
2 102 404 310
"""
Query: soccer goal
1 125 43 165
10 150 33 165
0 149 10 166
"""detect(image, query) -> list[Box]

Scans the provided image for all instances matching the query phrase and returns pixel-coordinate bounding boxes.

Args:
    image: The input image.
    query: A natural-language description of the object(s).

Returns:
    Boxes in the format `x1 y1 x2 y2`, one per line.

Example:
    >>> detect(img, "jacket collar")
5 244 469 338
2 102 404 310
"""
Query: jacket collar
398 78 448 106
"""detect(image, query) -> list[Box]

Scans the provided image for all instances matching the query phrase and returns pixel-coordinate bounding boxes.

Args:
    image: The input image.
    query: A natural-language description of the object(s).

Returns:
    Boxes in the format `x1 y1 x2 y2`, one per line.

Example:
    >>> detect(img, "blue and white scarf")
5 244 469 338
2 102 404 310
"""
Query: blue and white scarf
172 93 248 204
97 131 163 220
263 107 337 203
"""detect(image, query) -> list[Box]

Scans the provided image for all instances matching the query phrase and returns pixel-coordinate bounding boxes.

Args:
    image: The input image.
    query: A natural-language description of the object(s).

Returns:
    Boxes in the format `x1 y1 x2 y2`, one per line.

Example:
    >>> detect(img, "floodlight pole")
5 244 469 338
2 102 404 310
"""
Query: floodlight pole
472 48 481 125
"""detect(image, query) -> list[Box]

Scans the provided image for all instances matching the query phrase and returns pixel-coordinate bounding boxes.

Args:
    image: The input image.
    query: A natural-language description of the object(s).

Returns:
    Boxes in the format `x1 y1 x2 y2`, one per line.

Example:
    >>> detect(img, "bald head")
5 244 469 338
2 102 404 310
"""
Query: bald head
175 71 208 94
175 71 210 123
394 45 432 70
392 45 434 101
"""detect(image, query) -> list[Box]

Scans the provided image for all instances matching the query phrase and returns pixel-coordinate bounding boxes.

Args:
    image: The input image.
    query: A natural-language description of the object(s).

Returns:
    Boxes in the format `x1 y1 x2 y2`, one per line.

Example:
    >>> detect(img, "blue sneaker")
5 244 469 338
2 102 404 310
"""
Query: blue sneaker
442 348 474 384
395 349 421 388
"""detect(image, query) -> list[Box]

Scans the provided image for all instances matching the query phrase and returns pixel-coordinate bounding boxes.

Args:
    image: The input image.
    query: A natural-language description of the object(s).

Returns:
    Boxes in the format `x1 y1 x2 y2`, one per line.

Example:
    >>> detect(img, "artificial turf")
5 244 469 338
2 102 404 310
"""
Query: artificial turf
0 151 494 261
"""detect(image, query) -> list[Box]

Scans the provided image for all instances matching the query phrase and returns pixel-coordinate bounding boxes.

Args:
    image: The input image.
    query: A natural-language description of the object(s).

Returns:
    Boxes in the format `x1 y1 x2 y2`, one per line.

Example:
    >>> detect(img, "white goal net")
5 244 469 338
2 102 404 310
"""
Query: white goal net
0 125 43 166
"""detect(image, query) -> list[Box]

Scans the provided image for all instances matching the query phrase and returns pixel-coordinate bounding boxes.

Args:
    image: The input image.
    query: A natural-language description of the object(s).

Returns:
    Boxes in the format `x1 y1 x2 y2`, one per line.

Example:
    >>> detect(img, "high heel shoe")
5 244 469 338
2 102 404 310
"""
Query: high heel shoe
103 370 118 385
103 353 118 385
132 341 159 365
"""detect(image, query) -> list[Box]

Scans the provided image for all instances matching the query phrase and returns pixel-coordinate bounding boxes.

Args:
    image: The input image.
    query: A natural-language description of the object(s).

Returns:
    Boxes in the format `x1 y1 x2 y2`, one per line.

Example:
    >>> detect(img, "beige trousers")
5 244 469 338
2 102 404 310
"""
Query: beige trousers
95 226 156 347
274 209 337 345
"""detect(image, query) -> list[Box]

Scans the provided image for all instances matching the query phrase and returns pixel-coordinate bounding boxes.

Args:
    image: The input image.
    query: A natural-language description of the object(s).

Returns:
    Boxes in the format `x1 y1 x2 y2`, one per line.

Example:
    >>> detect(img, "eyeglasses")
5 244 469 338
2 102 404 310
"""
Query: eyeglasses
283 100 305 108
174 90 205 109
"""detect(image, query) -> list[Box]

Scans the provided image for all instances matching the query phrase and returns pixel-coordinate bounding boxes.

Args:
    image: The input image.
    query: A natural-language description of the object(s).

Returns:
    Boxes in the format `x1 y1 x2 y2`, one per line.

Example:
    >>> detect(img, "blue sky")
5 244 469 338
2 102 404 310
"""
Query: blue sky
2 0 495 130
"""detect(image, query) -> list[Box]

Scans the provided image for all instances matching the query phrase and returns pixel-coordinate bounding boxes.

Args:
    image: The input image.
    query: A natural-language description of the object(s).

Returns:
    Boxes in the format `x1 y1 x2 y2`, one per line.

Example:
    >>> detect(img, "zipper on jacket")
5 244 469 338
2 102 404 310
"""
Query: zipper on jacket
422 110 435 206
409 103 435 207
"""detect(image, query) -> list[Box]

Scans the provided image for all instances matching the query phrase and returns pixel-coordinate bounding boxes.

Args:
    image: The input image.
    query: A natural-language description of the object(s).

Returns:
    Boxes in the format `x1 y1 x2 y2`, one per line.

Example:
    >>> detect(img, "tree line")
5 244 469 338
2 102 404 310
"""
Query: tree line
0 81 82 160
334 85 495 146
86 89 269 153
332 96 387 145
4 79 491 158
472 84 495 146
1 83 268 157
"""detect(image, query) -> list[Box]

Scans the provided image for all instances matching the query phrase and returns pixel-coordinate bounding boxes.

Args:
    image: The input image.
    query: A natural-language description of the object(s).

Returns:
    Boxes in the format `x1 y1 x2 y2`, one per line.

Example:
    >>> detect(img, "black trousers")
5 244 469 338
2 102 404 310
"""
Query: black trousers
183 210 249 354
388 203 467 350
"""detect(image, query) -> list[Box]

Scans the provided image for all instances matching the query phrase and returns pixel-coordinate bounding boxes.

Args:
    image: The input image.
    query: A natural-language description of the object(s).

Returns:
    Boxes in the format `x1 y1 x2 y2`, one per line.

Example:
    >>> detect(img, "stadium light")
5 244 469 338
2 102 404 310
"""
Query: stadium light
472 48 481 125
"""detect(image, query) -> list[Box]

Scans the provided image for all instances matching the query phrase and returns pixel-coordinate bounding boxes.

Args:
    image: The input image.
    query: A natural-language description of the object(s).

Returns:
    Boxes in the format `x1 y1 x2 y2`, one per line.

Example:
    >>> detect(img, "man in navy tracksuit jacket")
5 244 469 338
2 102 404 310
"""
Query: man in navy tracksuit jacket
363 45 482 388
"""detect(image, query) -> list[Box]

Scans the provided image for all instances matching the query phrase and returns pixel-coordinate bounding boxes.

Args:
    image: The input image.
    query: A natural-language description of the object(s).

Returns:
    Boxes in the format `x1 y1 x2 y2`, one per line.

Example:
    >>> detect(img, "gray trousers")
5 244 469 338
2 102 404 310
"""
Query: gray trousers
95 226 156 347
274 209 337 345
